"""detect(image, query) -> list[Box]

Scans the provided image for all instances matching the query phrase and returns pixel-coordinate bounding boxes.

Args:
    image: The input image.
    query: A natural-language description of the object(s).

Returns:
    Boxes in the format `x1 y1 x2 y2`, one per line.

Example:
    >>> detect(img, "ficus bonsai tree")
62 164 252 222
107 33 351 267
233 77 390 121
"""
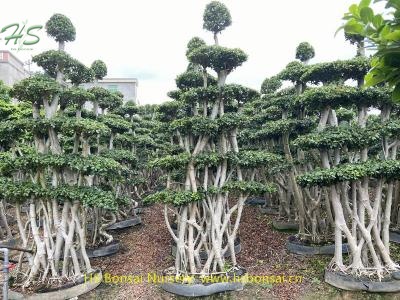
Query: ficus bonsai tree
91 60 107 116
145 4 276 292
295 36 400 284
0 14 128 291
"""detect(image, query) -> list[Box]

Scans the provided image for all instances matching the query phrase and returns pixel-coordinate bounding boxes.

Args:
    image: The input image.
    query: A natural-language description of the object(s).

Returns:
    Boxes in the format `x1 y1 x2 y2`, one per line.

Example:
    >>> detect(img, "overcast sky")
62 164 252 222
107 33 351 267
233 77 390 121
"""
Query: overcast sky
1 0 360 104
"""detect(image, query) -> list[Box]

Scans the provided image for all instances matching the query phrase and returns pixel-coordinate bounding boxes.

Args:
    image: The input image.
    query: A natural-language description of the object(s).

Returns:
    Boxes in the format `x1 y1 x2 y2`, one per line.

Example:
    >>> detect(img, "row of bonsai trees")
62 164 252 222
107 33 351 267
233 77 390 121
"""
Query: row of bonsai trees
0 14 161 292
146 0 400 294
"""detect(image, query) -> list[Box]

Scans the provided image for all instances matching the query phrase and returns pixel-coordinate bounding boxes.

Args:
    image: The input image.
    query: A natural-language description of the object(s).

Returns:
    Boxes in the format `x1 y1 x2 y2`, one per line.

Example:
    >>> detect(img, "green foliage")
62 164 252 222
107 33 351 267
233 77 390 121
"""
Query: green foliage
91 60 107 80
114 101 138 117
175 71 216 90
0 119 32 144
203 1 232 34
99 149 137 165
221 84 259 105
61 87 94 108
99 114 131 133
297 159 400 187
0 100 17 120
181 86 219 104
67 60 94 85
234 150 284 169
33 50 74 78
340 0 400 100
45 13 76 43
0 178 126 210
292 125 380 150
223 181 277 195
186 37 206 58
11 74 60 105
62 118 110 136
335 107 356 123
298 85 391 110
149 153 190 171
0 153 127 177
295 42 315 62
344 32 364 45
260 76 282 94
300 57 370 84
0 80 11 102
242 119 314 141
188 45 247 73
279 61 308 83
144 190 202 206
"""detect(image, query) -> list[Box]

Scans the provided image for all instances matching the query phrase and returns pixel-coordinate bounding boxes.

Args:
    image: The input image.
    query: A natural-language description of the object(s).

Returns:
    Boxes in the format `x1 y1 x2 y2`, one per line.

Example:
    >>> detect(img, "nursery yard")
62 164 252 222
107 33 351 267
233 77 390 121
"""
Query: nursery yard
3 1 400 299
85 204 400 300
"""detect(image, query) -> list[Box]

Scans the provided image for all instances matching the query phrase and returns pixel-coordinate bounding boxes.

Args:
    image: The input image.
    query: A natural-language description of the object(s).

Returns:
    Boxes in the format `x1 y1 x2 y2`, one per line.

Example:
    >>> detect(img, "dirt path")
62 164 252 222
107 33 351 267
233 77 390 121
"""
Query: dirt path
83 203 400 300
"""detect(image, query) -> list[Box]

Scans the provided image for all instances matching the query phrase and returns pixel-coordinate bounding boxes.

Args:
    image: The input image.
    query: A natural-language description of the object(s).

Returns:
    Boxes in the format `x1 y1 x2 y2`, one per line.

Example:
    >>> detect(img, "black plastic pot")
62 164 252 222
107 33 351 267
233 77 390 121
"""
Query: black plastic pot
9 269 102 299
245 197 266 206
86 240 120 258
325 269 400 292
258 205 279 215
286 235 349 255
389 230 400 244
161 281 243 297
171 238 241 259
107 216 142 230
161 267 246 297
272 220 299 231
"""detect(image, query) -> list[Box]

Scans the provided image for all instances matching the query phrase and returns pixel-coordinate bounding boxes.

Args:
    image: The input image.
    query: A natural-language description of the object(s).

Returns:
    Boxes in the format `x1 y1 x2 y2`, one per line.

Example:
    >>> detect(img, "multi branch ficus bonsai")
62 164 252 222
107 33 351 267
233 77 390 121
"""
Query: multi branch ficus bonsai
296 36 400 279
0 14 130 289
146 1 276 279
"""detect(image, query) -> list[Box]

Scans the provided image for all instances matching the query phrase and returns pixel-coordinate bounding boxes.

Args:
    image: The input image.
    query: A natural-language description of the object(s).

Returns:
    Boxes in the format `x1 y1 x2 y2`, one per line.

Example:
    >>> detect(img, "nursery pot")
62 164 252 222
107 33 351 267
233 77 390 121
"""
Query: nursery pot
161 267 246 297
325 269 400 292
286 235 349 256
86 240 120 258
9 269 103 300
107 216 142 230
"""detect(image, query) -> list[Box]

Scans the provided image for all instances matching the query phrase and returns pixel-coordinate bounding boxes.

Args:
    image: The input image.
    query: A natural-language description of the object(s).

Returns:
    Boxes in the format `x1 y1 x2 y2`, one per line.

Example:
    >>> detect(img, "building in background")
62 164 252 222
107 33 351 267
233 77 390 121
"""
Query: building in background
0 50 29 86
82 78 138 104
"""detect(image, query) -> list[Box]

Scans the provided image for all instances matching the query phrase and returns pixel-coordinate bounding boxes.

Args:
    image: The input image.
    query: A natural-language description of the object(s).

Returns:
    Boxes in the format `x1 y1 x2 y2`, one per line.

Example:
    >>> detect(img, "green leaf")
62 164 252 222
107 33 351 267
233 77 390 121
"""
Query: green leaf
344 19 364 34
385 30 400 41
372 14 384 29
359 0 372 9
349 4 360 17
360 7 374 23
392 84 400 101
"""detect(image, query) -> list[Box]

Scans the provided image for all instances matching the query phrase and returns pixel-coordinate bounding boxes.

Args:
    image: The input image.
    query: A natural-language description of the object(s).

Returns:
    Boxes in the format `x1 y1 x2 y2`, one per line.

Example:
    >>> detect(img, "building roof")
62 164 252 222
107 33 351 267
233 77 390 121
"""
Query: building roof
0 50 25 66
98 78 138 84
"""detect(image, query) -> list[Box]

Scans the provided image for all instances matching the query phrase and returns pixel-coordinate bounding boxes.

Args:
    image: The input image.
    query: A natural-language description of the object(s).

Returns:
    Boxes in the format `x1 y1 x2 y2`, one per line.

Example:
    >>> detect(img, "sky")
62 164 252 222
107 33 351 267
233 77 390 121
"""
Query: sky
1 0 362 104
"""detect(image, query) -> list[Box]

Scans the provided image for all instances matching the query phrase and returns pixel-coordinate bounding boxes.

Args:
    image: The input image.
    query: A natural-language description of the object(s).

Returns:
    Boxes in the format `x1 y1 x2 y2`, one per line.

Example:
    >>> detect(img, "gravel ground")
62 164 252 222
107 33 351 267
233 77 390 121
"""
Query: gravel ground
83 203 400 300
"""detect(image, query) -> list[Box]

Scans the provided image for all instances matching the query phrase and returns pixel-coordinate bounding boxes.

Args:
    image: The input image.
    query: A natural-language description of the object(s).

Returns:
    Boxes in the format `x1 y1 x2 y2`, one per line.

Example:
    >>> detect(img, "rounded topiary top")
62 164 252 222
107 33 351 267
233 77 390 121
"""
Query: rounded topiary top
203 1 232 34
261 76 282 94
91 60 107 80
186 37 206 58
344 32 364 45
45 14 76 43
295 42 315 62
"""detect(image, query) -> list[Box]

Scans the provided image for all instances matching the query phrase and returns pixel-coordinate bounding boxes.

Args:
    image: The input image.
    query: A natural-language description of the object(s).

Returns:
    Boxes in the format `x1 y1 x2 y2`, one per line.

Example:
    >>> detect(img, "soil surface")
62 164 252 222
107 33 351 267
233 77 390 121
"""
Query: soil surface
84 203 400 300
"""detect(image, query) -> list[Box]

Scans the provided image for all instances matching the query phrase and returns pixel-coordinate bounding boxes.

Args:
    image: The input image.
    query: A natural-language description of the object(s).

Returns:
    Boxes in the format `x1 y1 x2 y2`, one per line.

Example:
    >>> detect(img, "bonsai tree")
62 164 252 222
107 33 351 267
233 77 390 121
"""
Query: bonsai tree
145 4 276 295
295 42 315 64
1 14 128 291
203 1 232 45
296 35 400 286
91 60 107 116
